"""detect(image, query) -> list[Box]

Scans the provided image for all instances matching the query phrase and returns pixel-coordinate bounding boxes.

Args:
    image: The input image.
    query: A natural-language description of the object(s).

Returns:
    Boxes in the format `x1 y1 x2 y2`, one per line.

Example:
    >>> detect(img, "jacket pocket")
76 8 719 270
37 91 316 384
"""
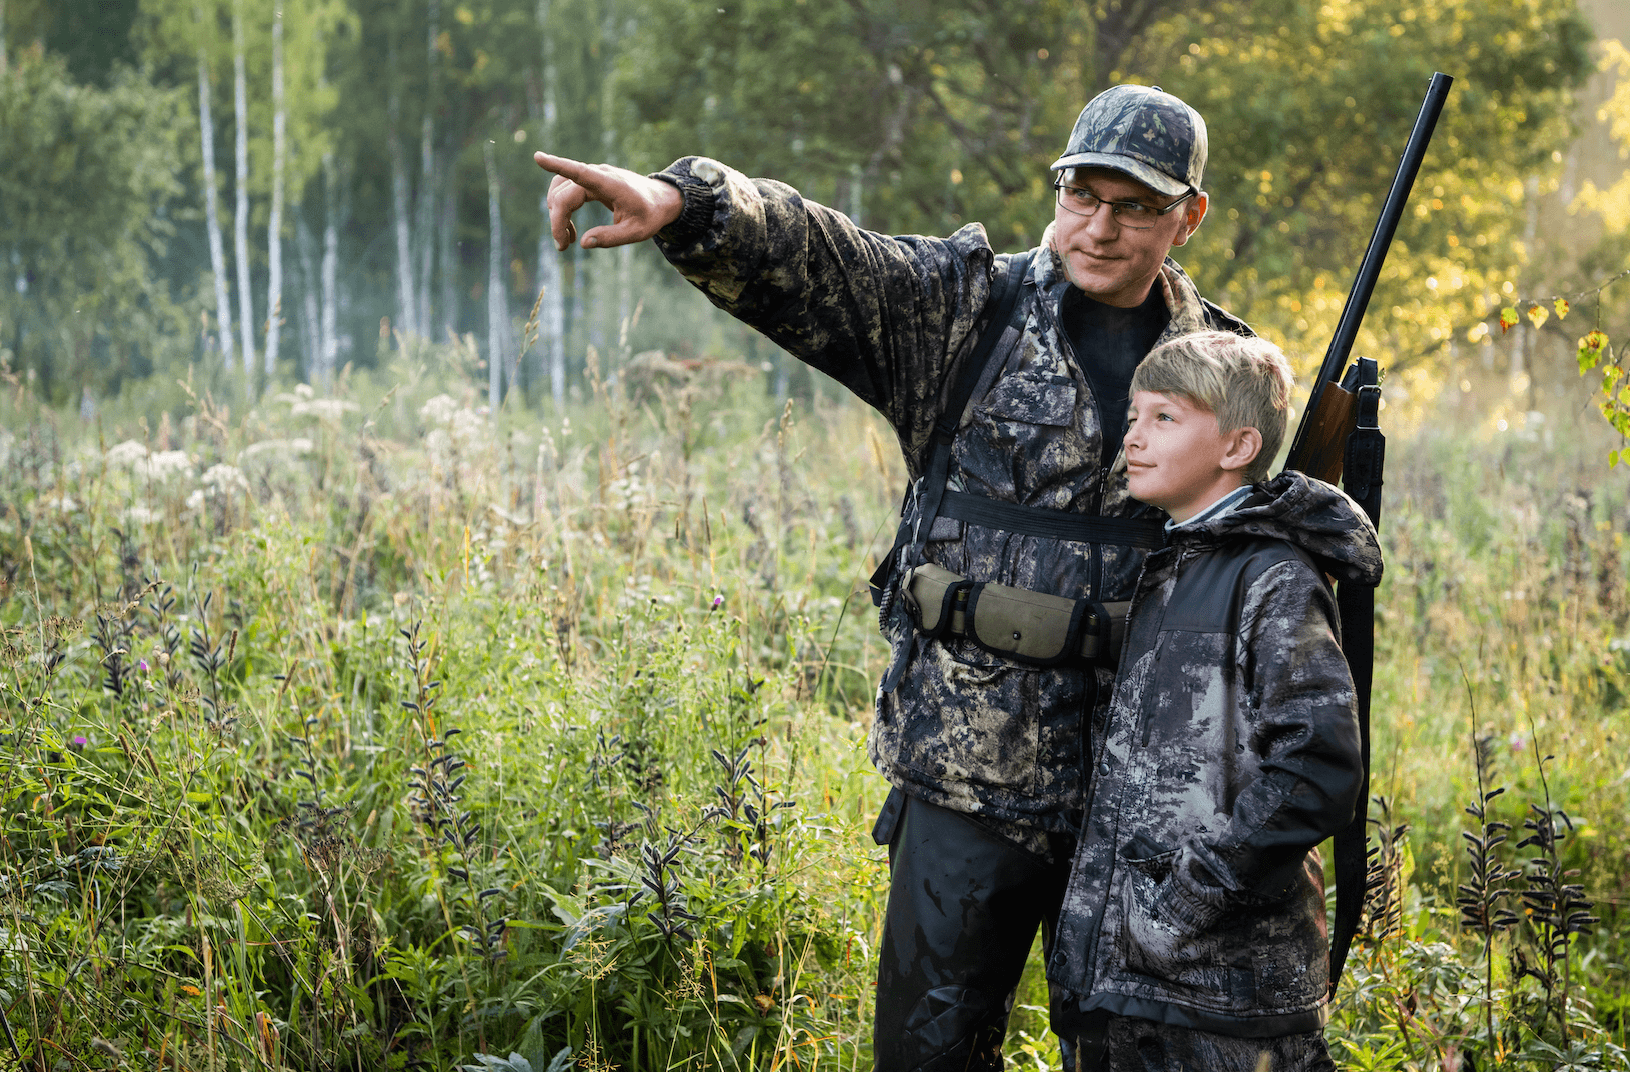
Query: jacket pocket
1119 854 1244 998
977 371 1077 427
894 640 1047 792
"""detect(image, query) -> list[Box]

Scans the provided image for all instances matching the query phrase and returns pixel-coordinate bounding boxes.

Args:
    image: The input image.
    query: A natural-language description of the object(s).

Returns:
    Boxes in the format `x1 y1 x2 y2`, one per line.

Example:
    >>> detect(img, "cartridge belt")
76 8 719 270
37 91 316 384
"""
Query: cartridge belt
900 562 1129 669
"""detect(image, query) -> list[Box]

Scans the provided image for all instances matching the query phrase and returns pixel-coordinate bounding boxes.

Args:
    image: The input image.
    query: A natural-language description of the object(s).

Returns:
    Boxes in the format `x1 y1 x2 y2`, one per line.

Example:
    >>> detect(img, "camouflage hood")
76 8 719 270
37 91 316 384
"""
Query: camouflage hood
1184 470 1384 587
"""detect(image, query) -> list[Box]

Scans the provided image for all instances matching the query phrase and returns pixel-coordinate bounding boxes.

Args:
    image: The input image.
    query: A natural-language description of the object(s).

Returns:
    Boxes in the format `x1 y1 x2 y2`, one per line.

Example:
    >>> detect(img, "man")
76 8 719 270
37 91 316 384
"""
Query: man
536 83 1250 1070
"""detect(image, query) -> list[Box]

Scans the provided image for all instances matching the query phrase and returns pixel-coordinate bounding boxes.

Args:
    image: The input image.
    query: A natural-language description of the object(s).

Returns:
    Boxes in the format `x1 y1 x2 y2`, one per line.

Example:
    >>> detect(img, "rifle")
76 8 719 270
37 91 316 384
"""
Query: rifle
1280 71 1454 996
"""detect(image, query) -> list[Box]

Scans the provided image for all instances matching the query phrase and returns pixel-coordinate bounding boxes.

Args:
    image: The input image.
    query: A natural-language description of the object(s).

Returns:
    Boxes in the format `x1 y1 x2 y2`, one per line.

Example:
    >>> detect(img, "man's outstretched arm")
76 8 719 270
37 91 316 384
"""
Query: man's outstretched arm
533 151 999 464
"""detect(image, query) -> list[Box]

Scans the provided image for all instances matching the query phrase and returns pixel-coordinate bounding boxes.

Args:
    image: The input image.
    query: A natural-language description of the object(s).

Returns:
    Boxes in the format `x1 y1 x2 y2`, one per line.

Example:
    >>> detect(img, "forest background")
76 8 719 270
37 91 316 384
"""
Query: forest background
4 0 1630 1068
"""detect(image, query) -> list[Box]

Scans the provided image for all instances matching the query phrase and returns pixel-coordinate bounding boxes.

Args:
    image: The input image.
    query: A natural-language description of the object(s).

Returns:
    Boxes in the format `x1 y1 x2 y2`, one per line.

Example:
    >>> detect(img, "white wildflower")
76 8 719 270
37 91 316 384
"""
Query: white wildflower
290 399 360 423
105 440 148 466
240 438 313 463
122 505 160 525
134 450 192 482
184 489 205 512
426 428 453 469
419 394 459 425
39 494 78 514
450 407 486 446
201 464 248 493
295 383 315 399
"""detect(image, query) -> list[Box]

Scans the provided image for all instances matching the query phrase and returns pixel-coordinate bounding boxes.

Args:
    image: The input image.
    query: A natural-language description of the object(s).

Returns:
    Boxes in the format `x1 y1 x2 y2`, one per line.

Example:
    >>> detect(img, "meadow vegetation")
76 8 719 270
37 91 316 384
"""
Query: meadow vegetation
1 349 1628 1070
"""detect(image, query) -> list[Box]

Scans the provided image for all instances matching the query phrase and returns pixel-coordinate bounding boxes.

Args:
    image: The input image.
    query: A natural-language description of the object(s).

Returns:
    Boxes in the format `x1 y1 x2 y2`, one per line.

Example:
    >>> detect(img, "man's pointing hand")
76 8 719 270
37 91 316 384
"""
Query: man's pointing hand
534 152 686 252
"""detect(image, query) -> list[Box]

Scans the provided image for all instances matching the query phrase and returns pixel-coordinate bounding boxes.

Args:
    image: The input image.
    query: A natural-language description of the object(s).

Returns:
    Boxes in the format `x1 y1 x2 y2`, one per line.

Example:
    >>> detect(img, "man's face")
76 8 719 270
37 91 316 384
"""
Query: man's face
1124 389 1255 521
1050 167 1207 308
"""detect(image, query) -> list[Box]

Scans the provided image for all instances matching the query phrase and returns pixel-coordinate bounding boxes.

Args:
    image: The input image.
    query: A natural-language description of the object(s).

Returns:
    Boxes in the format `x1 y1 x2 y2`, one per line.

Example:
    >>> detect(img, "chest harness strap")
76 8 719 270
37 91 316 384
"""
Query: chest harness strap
869 250 1166 677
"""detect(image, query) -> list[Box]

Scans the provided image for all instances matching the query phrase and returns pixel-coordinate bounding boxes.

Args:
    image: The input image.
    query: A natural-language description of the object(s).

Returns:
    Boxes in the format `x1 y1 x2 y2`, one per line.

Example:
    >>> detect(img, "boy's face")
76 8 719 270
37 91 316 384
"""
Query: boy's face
1124 390 1261 521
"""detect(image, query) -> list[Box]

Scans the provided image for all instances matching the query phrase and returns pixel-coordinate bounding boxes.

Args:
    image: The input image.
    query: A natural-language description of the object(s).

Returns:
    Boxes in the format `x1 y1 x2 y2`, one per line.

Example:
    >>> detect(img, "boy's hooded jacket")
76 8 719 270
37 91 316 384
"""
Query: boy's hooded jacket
1047 471 1383 1035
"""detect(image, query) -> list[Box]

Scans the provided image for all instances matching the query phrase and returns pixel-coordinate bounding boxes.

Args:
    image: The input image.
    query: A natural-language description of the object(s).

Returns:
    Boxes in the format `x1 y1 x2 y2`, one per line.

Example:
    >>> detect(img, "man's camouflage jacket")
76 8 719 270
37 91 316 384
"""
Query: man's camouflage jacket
652 155 1248 831
1047 472 1383 1035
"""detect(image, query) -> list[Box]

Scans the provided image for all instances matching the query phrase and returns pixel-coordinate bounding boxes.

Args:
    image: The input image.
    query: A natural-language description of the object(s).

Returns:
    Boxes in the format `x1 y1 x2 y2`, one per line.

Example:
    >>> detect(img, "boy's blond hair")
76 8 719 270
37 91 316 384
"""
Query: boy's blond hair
1130 331 1293 483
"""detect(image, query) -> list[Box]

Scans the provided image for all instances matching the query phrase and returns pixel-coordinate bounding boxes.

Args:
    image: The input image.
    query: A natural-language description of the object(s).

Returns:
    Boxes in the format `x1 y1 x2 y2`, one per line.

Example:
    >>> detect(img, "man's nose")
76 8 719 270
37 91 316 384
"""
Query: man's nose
1084 204 1120 241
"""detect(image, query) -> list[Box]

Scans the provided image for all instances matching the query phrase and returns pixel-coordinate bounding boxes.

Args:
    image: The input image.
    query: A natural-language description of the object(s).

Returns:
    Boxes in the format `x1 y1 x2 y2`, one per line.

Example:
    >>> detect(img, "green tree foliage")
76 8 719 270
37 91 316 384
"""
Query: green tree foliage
617 0 1106 247
0 48 190 400
1148 0 1594 393
617 0 1594 393
0 0 1609 407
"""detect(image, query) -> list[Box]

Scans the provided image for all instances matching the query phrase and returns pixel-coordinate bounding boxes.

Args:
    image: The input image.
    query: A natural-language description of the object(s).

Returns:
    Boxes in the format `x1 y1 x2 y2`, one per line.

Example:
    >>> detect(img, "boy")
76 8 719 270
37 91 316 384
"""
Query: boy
1046 331 1383 1070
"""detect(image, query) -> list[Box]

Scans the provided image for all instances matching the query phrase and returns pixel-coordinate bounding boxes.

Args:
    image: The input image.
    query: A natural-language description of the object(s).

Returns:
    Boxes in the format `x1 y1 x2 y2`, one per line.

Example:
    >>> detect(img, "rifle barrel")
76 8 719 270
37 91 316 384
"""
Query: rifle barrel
1285 72 1454 469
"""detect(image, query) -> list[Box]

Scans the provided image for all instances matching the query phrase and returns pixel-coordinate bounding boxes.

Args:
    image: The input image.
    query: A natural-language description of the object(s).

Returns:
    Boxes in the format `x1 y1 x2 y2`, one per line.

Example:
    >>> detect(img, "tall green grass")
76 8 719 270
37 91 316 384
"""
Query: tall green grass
0 350 1627 1069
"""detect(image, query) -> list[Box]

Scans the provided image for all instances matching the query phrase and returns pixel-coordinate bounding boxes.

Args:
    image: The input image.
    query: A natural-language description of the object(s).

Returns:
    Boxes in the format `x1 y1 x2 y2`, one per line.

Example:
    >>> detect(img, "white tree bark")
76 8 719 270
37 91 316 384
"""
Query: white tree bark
387 39 416 340
1 0 8 78
484 141 507 410
535 0 566 407
197 38 235 366
570 241 585 361
414 0 440 335
617 244 632 360
438 159 457 342
232 0 256 383
321 151 340 385
296 215 320 379
264 6 285 377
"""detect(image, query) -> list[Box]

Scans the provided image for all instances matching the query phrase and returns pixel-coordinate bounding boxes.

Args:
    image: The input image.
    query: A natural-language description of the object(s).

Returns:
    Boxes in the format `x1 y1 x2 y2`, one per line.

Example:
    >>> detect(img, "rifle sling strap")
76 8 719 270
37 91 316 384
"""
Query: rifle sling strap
1329 381 1385 996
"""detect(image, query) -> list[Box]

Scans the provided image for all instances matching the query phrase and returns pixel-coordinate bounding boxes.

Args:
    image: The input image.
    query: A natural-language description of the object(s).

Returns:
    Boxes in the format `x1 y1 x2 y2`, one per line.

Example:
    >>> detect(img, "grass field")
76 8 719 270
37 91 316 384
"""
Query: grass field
1 351 1627 1070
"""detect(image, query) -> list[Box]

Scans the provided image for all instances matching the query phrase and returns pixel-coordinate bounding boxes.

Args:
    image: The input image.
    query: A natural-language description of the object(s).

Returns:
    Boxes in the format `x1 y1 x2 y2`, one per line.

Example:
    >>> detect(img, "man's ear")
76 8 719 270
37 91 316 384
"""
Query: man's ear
1172 190 1208 247
1219 424 1262 473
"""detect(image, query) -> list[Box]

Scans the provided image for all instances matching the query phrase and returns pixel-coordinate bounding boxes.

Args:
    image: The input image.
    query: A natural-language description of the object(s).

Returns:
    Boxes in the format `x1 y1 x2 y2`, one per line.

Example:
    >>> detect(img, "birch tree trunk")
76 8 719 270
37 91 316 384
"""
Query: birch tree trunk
232 0 256 384
296 215 320 380
570 241 585 363
598 5 622 371
617 244 632 360
321 151 339 385
264 5 285 377
439 158 458 342
484 140 505 411
535 0 566 407
414 0 440 335
197 37 235 366
388 38 416 340
1 0 8 78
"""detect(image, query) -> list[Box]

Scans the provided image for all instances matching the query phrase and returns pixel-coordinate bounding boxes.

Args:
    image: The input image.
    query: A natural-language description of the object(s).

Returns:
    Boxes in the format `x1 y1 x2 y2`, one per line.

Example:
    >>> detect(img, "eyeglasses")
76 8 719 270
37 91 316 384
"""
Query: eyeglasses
1053 182 1197 230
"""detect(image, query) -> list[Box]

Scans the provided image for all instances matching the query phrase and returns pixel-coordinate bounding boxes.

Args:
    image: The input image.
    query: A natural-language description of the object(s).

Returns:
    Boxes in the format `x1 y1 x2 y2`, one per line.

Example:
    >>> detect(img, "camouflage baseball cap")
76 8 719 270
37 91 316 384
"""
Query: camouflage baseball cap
1050 84 1207 197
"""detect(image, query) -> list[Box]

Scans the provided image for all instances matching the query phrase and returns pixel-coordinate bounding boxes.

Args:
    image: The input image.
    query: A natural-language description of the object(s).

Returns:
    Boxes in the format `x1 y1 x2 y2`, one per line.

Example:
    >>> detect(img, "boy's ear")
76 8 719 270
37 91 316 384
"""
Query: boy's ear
1218 425 1263 474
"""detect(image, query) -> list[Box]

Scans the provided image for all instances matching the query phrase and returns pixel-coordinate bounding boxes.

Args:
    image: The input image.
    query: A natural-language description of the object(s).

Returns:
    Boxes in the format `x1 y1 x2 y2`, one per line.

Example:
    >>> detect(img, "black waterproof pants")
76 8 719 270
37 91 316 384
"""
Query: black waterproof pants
871 788 1078 1072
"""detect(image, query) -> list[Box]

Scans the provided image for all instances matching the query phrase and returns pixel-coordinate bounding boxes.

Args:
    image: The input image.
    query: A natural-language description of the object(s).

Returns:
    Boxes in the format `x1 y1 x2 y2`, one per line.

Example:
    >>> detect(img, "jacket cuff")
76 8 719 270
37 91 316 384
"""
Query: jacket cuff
1155 853 1230 934
650 159 716 245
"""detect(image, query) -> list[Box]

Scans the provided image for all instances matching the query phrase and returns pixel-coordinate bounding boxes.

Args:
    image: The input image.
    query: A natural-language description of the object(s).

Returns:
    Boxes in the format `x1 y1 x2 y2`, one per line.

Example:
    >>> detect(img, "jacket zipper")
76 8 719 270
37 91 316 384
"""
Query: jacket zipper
1039 284 1114 601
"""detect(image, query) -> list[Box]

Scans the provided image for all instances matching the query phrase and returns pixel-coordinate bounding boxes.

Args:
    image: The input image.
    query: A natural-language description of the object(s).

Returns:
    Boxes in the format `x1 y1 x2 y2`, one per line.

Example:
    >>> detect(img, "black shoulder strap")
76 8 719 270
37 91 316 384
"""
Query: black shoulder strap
1328 373 1385 996
869 251 1031 608
903 250 1033 568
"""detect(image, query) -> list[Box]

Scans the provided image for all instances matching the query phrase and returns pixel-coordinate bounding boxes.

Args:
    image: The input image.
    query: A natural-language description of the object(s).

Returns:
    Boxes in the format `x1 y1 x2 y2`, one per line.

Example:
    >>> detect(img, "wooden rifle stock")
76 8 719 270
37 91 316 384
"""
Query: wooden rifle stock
1282 72 1453 481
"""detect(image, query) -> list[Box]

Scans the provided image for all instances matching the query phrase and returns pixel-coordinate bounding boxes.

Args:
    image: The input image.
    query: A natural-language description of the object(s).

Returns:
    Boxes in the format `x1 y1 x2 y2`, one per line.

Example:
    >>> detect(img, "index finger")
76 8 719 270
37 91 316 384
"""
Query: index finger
534 151 596 186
